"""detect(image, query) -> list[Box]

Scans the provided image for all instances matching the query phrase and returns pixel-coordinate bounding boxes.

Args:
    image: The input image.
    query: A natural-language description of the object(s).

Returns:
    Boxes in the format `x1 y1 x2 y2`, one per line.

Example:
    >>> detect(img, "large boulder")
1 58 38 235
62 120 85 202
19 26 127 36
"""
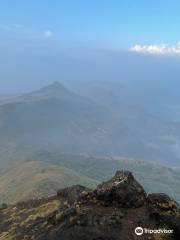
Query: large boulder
94 171 146 208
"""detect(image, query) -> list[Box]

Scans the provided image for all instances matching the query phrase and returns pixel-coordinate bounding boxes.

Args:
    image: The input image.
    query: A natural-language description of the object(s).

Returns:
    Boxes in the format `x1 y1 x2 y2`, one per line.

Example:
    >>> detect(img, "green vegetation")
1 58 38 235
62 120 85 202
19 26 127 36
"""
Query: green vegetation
0 160 98 204
0 152 180 204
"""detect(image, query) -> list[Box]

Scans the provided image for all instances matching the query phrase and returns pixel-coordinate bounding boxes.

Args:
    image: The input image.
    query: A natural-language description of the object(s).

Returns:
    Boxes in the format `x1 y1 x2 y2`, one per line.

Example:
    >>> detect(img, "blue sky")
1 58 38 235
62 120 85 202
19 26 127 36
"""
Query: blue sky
1 1 180 93
1 0 180 49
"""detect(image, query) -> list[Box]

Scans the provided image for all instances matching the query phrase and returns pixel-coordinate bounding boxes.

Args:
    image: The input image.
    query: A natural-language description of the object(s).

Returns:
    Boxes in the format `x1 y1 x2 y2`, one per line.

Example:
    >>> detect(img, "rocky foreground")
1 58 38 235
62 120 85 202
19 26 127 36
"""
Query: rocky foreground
0 171 180 240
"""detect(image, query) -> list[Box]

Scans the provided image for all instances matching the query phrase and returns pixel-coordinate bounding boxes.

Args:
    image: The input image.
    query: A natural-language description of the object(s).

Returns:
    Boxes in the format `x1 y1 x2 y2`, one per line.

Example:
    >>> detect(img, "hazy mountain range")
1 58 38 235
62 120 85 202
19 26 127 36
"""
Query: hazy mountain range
0 82 180 204
0 81 180 167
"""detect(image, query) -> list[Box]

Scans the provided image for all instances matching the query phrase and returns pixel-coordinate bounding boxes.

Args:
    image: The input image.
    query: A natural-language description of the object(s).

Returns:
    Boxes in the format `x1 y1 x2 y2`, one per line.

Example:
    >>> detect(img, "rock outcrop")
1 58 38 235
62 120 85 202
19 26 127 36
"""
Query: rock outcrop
94 171 146 207
0 171 180 240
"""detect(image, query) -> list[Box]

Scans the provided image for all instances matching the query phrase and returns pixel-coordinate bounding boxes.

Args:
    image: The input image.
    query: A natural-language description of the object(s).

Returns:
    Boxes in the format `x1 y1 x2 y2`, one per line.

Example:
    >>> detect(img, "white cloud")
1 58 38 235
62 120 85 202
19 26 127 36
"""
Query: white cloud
43 30 53 38
130 42 180 55
0 24 53 40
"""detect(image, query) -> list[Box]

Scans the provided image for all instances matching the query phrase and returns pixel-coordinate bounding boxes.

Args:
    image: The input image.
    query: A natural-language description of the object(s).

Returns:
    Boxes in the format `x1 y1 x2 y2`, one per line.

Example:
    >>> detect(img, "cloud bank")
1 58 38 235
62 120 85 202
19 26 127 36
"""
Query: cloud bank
130 42 180 55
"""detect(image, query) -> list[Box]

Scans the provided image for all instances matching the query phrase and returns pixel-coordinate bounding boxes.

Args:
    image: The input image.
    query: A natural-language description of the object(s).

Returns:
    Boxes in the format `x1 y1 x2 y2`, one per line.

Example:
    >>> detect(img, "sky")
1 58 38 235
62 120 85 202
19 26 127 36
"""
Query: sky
1 0 180 48
1 1 180 92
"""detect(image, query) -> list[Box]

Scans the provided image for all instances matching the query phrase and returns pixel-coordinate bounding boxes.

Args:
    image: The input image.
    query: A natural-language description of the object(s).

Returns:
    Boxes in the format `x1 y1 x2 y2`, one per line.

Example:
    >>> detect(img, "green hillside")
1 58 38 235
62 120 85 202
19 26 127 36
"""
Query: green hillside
0 161 98 204
1 153 180 204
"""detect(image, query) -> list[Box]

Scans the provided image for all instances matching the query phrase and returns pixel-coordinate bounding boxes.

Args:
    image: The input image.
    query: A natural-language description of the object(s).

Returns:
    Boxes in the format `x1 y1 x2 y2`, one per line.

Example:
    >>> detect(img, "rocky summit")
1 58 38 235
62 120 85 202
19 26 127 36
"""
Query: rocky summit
0 171 180 240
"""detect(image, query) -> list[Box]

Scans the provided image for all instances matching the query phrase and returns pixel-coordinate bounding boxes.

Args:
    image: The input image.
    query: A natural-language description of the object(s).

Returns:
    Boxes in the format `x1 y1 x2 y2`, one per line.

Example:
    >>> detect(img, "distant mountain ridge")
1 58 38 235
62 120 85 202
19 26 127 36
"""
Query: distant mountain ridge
0 82 180 205
20 81 78 102
0 81 167 167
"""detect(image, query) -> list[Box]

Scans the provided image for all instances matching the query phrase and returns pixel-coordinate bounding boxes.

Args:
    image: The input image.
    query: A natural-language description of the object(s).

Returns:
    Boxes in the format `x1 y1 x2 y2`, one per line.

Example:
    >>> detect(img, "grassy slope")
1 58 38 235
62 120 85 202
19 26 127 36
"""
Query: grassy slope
1 152 180 204
27 152 180 202
0 161 98 204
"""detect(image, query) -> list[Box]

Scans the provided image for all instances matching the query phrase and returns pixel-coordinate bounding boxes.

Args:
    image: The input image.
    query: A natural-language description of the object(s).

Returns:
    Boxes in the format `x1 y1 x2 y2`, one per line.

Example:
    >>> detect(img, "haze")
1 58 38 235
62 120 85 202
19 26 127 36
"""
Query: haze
1 0 180 211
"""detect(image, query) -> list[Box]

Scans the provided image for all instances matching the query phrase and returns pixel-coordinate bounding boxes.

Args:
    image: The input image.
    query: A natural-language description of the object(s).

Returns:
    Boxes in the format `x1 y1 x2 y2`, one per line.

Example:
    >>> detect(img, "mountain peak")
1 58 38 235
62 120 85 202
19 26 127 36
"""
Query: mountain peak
37 81 72 96
19 81 75 102
44 81 66 90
